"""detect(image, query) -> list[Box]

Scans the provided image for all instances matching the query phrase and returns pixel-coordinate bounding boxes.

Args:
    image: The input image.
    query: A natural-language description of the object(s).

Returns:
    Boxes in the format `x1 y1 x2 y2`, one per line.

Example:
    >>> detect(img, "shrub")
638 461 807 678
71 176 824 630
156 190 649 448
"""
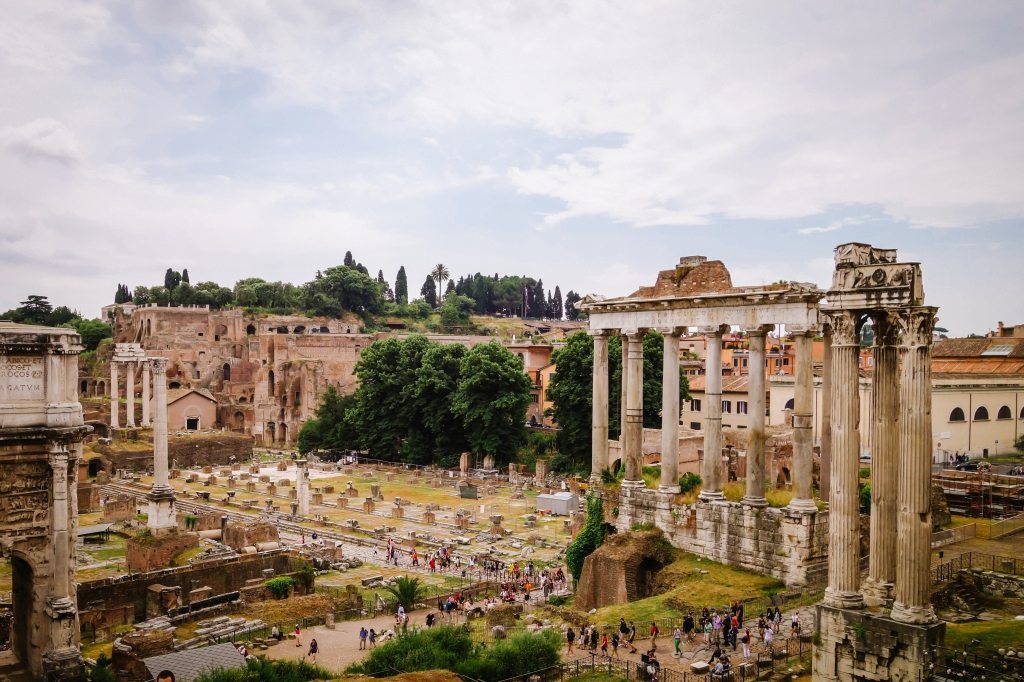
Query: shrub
859 482 871 514
678 472 702 494
458 630 561 682
194 657 333 682
565 494 605 582
547 594 568 606
383 576 426 609
296 563 315 591
265 576 292 600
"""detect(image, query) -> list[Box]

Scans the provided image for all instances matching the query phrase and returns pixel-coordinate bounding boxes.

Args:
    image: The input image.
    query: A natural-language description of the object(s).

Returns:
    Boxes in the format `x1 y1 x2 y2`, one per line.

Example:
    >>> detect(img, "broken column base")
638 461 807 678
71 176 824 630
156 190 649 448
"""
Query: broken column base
147 487 177 536
813 604 945 681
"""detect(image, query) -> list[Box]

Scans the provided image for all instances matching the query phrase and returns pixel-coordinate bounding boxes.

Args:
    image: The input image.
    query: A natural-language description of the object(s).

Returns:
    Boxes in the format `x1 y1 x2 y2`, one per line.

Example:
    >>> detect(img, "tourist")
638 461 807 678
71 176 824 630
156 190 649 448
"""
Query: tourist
426 613 435 628
773 607 783 632
703 618 712 644
764 625 774 649
741 628 752 659
600 632 609 657
628 622 638 653
359 626 368 649
294 624 302 647
791 613 801 637
237 643 249 659
156 672 175 682
566 627 576 654
683 613 695 642
649 621 659 649
709 645 724 665
369 628 377 648
307 638 319 663
590 626 599 652
611 632 620 659
271 624 282 641
672 625 681 657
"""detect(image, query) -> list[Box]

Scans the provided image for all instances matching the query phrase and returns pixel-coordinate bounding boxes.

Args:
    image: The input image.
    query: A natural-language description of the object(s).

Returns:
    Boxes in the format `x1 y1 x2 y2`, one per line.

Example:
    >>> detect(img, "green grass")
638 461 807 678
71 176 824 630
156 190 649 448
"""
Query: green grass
945 620 1024 653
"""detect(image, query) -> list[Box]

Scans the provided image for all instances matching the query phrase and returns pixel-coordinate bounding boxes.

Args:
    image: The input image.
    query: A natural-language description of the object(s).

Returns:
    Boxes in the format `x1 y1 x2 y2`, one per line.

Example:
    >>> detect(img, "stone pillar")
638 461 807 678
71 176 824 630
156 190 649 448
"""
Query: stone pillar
699 327 725 501
659 328 682 493
820 329 832 500
823 311 863 609
148 357 176 533
141 360 151 427
619 334 629 442
788 330 817 512
45 444 81 675
297 459 310 517
622 330 644 484
742 327 768 506
891 308 938 624
590 330 610 484
863 312 900 605
110 361 119 428
125 362 136 427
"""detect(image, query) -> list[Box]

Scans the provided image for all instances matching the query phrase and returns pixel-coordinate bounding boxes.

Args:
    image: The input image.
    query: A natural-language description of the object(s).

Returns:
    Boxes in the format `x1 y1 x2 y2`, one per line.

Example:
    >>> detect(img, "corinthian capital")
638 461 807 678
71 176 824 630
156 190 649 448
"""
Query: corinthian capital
899 307 937 348
150 357 168 376
823 311 861 346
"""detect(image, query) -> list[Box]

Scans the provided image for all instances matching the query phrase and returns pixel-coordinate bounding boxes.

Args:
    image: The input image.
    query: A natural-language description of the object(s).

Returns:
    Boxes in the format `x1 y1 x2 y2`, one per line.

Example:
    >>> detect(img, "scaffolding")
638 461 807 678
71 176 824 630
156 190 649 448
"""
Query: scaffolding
934 469 1024 518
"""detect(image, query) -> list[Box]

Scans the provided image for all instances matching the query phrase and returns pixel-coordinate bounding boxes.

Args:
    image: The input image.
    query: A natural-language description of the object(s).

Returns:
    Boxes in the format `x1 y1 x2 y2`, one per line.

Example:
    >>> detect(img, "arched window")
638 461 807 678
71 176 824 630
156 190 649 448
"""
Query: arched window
784 398 794 410
268 370 275 396
276 326 288 334
1021 406 1024 420
222 363 231 381
974 406 989 421
246 324 256 336
949 407 965 422
997 405 1012 420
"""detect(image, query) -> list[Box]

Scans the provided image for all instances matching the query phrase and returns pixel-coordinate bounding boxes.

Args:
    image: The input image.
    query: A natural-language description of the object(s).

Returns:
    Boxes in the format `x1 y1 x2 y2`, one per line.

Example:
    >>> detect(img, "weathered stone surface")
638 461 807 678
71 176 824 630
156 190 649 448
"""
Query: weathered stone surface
222 521 279 551
125 531 199 573
575 529 673 612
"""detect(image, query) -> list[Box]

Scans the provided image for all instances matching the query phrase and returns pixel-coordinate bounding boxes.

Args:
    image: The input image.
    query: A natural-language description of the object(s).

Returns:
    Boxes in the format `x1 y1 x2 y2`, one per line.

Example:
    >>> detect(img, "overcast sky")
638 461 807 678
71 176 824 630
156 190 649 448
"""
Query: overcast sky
2 2 1022 336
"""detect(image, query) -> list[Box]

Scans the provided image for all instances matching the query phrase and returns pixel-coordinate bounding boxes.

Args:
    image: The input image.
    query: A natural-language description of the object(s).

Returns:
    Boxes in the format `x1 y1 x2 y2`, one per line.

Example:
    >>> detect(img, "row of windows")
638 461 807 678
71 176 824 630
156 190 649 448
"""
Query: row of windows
949 405 1024 422
687 398 749 414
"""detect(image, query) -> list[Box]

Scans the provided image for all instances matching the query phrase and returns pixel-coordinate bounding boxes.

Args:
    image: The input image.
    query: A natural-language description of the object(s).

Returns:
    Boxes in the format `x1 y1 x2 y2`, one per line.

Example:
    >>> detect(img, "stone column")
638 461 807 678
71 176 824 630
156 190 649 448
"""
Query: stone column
620 335 629 442
590 331 610 483
788 330 817 512
659 328 682 493
863 312 900 604
742 327 768 506
125 362 136 427
297 459 310 517
820 328 833 500
823 311 863 609
622 330 644 484
45 444 80 674
141 360 151 427
148 357 176 533
109 361 119 428
891 307 938 624
700 327 725 501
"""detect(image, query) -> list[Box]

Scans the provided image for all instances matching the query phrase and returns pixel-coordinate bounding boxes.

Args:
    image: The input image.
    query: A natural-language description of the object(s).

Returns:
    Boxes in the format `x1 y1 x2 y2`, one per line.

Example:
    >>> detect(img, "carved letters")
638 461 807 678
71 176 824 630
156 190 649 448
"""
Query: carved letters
0 356 45 401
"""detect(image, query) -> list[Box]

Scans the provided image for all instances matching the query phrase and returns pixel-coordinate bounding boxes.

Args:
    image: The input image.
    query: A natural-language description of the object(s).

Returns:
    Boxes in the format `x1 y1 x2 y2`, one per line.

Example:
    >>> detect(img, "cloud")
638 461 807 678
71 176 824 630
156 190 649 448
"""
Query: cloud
2 118 82 166
797 215 879 235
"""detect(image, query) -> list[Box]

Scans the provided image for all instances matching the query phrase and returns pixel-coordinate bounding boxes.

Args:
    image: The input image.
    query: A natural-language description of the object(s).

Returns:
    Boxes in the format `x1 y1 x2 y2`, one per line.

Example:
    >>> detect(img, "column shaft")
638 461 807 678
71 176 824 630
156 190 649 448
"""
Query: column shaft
820 331 833 500
591 332 610 481
623 332 644 482
891 308 938 624
48 447 71 599
824 311 864 609
141 362 151 427
110 362 120 428
864 314 900 604
297 460 310 517
743 329 768 506
700 330 724 500
620 337 629 442
789 332 817 511
660 330 681 492
152 359 169 489
126 362 136 427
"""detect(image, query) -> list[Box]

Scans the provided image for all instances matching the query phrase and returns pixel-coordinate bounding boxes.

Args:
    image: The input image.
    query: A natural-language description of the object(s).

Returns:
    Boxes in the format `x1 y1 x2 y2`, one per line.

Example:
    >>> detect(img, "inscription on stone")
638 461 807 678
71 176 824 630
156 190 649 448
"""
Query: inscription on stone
0 356 45 401
0 460 50 533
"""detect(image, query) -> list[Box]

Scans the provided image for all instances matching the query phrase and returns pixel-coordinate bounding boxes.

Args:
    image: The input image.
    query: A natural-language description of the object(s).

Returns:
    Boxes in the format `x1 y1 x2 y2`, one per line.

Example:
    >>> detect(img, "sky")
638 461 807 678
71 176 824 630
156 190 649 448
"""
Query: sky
2 2 1023 337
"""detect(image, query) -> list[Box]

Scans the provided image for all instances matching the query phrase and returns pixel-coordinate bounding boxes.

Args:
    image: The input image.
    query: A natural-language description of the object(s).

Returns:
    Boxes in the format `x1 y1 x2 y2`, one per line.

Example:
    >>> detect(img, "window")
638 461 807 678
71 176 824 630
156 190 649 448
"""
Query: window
690 422 702 430
737 401 748 414
690 398 702 411
949 407 965 422
783 358 790 366
742 359 748 367
185 416 200 430
784 398 795 410
722 400 732 413
997 405 1012 420
974 406 989 421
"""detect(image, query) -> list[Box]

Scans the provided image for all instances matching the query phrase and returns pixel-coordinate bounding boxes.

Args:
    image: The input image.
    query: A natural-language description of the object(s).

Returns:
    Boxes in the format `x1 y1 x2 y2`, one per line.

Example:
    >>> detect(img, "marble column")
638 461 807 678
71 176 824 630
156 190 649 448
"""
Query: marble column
148 357 176 532
891 307 938 624
125 362 136 427
45 444 80 673
109 361 120 428
789 330 818 512
141 360 151 427
820 329 833 500
659 328 682 493
699 327 725 501
743 327 768 506
620 335 629 443
590 331 610 483
823 310 864 609
863 312 900 605
623 330 644 484
297 459 310 517
48 445 72 600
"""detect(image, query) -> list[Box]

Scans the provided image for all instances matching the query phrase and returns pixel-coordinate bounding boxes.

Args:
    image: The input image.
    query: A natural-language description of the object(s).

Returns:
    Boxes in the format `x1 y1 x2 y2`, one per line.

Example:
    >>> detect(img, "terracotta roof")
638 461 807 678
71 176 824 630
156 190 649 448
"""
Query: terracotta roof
165 387 218 405
932 359 1024 375
686 375 750 393
933 338 1024 358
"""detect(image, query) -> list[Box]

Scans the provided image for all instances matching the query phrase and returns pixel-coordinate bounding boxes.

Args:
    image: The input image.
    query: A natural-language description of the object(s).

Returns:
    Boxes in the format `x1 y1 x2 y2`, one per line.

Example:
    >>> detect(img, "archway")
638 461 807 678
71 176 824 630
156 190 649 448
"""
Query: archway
266 422 276 443
293 325 306 334
319 326 329 334
234 411 245 431
777 466 791 487
280 422 288 444
80 380 88 395
222 363 231 381
11 555 33 665
276 326 289 334
168 381 181 390
246 324 256 336
97 380 105 396
268 371 275 396
88 458 103 477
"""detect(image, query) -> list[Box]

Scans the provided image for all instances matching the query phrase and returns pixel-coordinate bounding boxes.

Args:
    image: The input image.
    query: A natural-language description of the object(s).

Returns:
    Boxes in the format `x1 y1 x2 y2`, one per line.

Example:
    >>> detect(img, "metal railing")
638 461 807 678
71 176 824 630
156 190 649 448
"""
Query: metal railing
977 511 1024 540
930 524 977 548
931 551 1024 584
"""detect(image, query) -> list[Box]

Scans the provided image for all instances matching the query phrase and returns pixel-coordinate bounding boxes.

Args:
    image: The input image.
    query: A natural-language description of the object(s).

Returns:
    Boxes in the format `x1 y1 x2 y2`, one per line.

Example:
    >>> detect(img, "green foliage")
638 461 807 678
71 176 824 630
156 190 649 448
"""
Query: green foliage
296 386 360 454
547 594 568 606
564 290 583 320
383 576 427 609
302 265 382 317
71 318 112 351
194 657 333 682
1015 434 1024 454
452 341 532 461
395 265 409 305
297 563 315 591
184 514 197 530
439 294 476 328
678 472 702 494
565 495 606 582
264 576 292 599
859 482 871 514
420 274 437 307
350 626 561 682
858 467 871 479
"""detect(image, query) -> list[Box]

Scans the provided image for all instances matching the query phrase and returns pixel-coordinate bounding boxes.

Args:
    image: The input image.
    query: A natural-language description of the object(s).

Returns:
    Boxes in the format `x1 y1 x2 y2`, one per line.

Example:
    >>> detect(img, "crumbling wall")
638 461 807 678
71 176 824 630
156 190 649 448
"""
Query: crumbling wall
575 529 673 612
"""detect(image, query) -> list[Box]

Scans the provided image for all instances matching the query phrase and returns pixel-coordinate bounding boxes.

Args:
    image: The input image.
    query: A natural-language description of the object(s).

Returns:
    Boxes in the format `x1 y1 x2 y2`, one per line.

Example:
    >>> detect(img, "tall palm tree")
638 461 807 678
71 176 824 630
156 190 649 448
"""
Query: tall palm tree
431 264 450 304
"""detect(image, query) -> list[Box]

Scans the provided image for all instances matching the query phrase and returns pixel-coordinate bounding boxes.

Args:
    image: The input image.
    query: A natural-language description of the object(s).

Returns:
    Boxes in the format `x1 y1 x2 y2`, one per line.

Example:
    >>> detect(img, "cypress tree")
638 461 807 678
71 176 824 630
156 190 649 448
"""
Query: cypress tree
395 266 409 305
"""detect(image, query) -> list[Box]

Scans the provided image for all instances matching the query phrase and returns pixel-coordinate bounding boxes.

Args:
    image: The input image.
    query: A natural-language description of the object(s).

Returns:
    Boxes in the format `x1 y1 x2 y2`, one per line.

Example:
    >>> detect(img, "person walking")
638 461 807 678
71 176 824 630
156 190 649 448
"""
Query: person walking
741 628 751 659
566 627 576 655
359 626 368 650
672 625 682 657
369 628 377 648
611 632 620 659
649 621 659 650
307 638 319 664
294 624 302 647
628 622 638 654
600 633 609 658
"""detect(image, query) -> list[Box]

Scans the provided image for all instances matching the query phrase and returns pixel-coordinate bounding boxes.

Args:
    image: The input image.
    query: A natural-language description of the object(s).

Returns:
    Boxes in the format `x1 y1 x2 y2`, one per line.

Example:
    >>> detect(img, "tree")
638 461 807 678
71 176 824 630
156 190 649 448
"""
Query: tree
438 294 475 328
16 295 53 324
394 266 409 305
376 270 394 302
565 494 606 582
564 290 583 320
133 286 152 305
181 268 190 285
164 268 181 290
407 343 468 462
452 342 532 462
302 265 382 317
1015 434 1024 455
431 264 450 303
531 279 546 318
344 250 355 267
297 386 360 454
546 331 599 468
420 275 437 308
383 576 426 610
552 286 563 320
72 319 112 351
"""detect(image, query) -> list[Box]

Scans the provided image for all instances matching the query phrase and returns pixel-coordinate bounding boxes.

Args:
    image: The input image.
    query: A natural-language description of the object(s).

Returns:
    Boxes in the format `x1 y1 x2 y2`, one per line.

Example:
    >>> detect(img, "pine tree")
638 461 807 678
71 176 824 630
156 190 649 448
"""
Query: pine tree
421 275 437 307
553 286 563 320
181 268 190 284
344 251 355 267
531 279 546 318
395 266 409 305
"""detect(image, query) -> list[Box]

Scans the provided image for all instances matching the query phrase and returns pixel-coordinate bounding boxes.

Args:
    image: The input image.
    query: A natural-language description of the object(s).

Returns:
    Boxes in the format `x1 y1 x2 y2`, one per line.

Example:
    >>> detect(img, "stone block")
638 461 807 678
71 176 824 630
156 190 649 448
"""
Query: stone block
279 478 291 487
363 499 375 513
337 496 348 508
276 461 288 471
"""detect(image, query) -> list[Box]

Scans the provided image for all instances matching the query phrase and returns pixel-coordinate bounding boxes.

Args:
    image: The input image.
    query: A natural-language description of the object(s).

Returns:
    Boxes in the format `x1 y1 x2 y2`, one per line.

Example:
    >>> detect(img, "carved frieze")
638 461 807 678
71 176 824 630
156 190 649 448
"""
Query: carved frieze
834 243 897 266
0 460 51 534
831 263 916 293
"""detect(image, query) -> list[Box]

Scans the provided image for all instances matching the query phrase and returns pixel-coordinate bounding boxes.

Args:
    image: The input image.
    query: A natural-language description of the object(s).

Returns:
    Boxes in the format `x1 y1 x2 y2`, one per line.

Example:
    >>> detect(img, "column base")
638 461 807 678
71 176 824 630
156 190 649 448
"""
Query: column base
658 484 681 495
861 577 893 607
890 600 937 625
824 587 864 610
741 495 768 508
699 490 725 502
148 491 177 535
620 479 646 491
787 497 818 513
589 473 604 489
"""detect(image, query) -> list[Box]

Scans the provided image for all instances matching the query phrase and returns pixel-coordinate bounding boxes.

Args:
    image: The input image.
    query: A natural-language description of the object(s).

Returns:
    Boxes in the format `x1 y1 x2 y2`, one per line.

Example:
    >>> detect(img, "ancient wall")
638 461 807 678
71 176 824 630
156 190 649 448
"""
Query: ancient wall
125 531 199 573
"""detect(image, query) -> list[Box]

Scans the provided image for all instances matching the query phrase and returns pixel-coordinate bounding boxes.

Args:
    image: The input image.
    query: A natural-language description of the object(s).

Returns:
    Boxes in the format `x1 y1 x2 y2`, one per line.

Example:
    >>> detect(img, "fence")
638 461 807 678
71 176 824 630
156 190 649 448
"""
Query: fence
931 551 1024 584
930 524 977 548
977 511 1024 540
937 645 1024 681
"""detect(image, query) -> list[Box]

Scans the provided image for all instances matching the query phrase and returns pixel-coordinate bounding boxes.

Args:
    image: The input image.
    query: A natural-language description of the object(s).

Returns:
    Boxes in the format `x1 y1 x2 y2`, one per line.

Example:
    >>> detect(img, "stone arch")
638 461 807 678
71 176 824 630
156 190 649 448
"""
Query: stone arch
319 326 329 334
233 411 245 431
10 554 34 666
293 325 306 334
222 363 231 381
784 398 794 410
88 458 103 477
168 381 182 390
246 324 256 336
266 421 276 442
80 379 88 394
238 395 248 404
949 407 965 422
280 422 288 444
85 420 109 438
290 376 303 408
997 405 1012 420
276 325 289 334
777 466 791 487
97 380 106 396
268 370 275 396
974 406 989 421
214 323 228 340
146 319 152 337
634 556 665 599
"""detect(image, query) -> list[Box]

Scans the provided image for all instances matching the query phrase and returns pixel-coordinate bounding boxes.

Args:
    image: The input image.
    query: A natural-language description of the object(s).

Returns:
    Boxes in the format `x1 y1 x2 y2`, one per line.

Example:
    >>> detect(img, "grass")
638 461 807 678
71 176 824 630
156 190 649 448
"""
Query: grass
170 543 207 567
0 556 11 592
589 549 783 625
945 620 1024 654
